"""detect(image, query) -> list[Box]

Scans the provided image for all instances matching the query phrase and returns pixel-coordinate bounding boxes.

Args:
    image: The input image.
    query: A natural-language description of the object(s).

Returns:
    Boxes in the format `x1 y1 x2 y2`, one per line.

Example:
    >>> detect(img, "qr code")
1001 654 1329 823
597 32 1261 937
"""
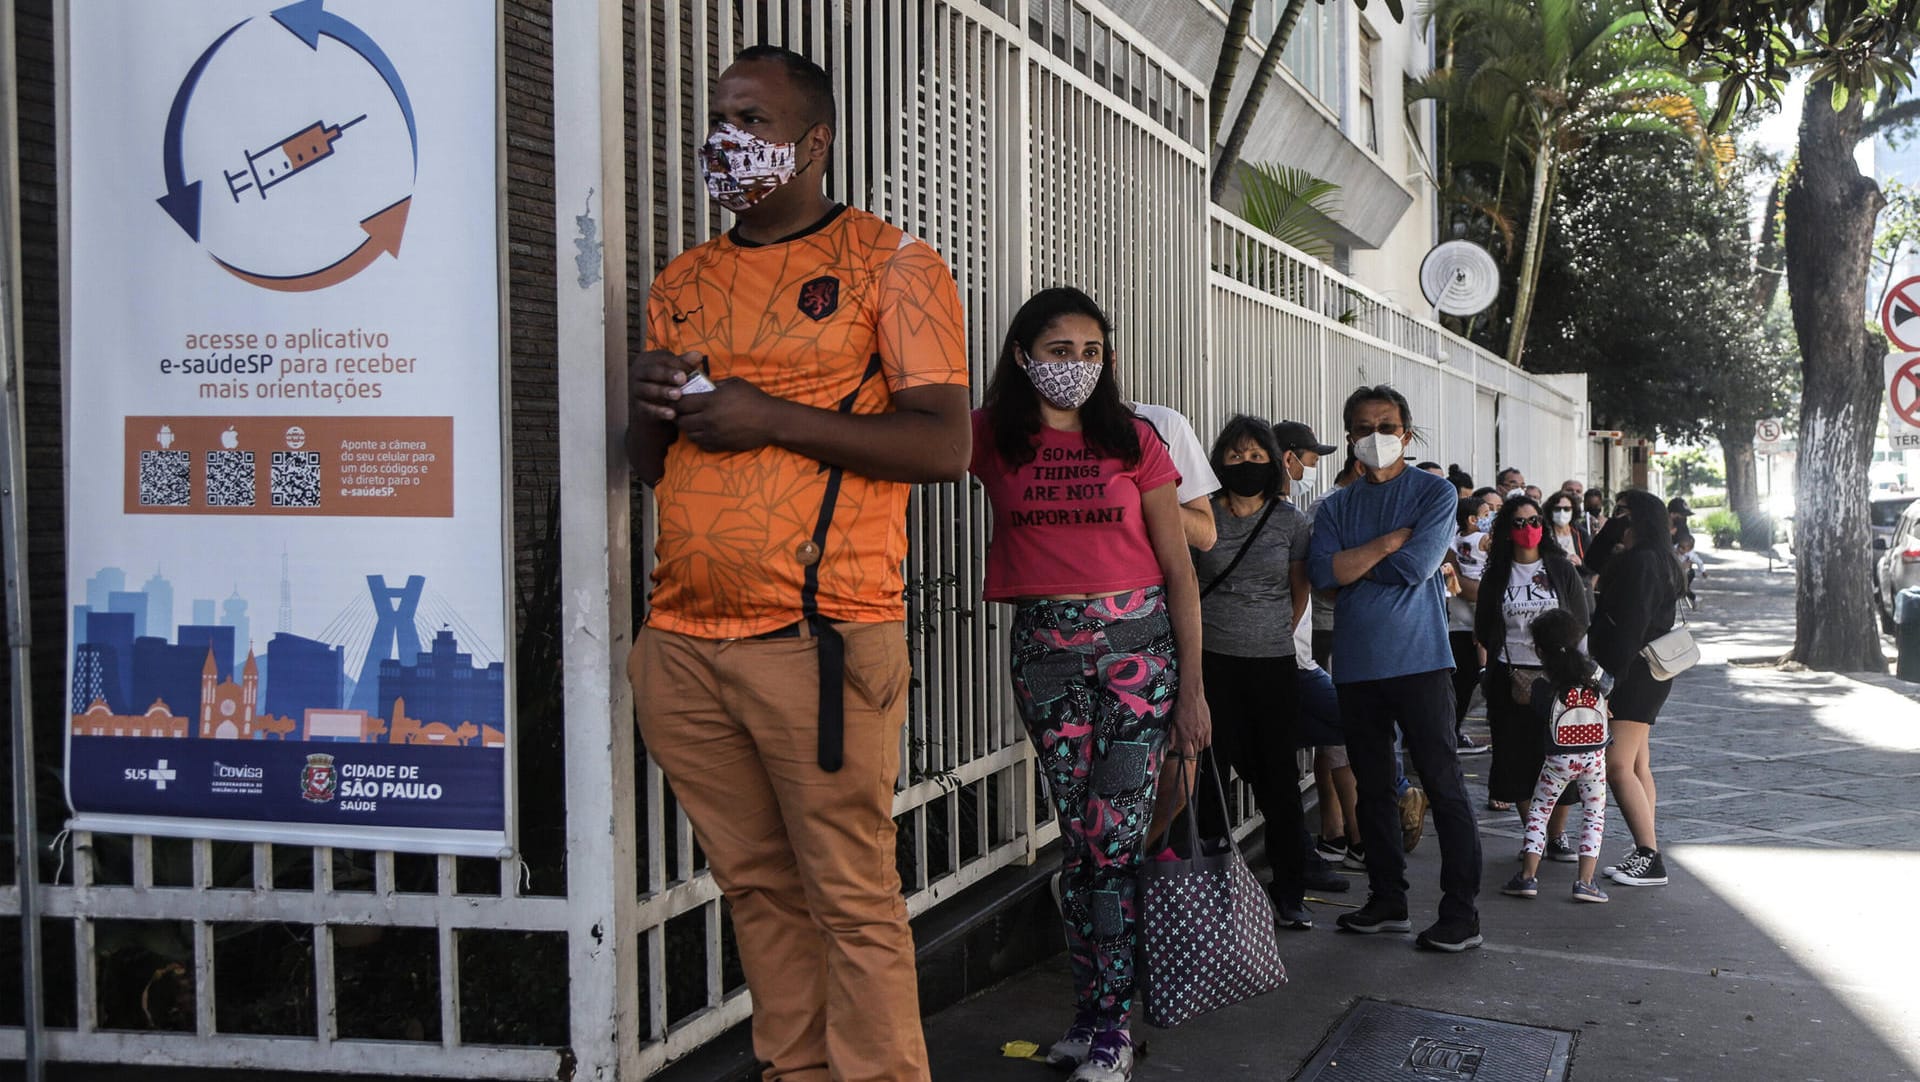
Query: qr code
138 451 191 507
206 451 256 507
271 451 321 508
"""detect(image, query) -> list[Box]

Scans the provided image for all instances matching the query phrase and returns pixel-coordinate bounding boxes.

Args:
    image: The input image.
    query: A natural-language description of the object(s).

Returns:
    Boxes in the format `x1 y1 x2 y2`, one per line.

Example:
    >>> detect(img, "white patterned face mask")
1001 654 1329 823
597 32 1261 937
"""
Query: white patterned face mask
1024 354 1104 410
700 122 805 212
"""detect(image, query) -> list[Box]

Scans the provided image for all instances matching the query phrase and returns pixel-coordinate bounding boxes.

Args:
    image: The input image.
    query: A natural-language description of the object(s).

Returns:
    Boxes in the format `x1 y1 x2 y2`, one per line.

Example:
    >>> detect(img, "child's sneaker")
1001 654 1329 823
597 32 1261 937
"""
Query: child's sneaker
1571 880 1610 903
1045 1012 1098 1068
1500 873 1538 898
1069 1029 1133 1082
1546 833 1578 863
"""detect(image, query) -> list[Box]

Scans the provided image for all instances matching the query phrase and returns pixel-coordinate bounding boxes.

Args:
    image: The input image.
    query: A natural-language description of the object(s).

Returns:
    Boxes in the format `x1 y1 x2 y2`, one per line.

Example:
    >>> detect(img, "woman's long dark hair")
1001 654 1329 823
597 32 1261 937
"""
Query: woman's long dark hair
1530 607 1596 690
1541 488 1580 527
1480 494 1567 597
1208 414 1284 501
1614 489 1687 597
981 287 1140 469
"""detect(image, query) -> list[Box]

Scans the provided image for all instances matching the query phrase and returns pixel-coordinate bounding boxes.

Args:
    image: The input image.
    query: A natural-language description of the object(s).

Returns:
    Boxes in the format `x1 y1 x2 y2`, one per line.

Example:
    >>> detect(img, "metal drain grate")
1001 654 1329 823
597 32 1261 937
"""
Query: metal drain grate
1294 999 1574 1081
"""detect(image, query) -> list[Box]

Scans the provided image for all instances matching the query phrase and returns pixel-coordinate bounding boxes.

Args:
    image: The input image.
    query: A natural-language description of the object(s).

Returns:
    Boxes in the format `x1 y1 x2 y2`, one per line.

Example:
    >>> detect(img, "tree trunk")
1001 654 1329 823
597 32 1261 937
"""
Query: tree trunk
1785 81 1888 671
1210 0 1308 201
1719 434 1774 548
1505 142 1555 366
1207 0 1256 148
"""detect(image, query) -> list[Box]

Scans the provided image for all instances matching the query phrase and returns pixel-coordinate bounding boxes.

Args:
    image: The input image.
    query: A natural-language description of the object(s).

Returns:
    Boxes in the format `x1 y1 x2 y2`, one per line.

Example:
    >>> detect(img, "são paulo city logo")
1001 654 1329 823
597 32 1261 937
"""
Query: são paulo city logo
301 753 338 803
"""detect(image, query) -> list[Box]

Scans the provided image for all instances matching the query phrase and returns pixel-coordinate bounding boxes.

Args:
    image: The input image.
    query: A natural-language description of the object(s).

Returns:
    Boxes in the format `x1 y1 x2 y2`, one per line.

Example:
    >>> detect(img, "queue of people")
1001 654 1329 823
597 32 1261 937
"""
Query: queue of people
626 45 1698 1082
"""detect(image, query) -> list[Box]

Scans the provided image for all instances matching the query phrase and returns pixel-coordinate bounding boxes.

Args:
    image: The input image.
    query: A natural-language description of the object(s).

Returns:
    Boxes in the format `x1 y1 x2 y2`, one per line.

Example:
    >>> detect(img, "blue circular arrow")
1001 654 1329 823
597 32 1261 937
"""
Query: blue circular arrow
155 18 248 242
157 2 419 244
270 0 418 176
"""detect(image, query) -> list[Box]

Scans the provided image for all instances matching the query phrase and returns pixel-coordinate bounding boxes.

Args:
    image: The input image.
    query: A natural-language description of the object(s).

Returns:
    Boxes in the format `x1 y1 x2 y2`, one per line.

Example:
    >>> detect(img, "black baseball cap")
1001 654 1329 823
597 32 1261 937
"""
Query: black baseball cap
1667 497 1693 517
1273 420 1336 456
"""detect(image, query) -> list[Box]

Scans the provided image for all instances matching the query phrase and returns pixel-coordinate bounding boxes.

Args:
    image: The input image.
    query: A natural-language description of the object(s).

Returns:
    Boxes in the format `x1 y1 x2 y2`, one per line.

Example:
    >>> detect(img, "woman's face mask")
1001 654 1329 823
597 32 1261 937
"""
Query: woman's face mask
1551 509 1573 526
1023 353 1103 410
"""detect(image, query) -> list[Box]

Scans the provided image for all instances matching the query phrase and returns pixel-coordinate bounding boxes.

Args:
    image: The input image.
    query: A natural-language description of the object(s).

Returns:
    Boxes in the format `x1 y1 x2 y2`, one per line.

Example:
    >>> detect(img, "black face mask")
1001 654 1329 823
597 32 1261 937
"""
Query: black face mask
1219 460 1278 498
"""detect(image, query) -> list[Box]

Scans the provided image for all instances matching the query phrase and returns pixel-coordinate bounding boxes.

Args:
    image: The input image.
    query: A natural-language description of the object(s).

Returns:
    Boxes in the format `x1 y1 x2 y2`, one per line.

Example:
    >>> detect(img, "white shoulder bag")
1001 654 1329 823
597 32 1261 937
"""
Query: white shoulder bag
1639 606 1697 681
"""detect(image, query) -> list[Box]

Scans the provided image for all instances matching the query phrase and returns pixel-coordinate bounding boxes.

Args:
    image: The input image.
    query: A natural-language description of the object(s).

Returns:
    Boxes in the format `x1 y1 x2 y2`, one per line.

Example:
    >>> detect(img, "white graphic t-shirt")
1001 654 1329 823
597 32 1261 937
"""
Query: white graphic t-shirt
1500 559 1558 666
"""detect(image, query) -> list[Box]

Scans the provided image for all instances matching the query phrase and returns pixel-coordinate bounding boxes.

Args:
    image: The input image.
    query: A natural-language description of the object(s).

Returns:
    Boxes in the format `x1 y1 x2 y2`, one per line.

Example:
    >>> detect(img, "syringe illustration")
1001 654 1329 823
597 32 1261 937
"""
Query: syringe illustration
223 114 367 202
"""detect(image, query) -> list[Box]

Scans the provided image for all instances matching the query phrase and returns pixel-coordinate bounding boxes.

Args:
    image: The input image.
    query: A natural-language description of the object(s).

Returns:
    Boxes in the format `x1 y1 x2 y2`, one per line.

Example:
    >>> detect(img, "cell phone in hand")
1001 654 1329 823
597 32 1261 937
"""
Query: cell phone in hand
680 370 717 395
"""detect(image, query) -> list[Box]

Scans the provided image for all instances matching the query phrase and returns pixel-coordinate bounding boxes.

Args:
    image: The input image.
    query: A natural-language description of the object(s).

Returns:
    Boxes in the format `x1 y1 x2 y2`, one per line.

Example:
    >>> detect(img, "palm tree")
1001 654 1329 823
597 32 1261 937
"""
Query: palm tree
1237 162 1344 259
1415 0 1722 365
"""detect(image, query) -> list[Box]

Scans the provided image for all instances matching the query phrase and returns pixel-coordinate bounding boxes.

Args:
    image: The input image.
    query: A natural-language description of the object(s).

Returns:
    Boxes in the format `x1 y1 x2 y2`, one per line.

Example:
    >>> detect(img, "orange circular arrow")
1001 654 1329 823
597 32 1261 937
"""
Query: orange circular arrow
212 196 410 292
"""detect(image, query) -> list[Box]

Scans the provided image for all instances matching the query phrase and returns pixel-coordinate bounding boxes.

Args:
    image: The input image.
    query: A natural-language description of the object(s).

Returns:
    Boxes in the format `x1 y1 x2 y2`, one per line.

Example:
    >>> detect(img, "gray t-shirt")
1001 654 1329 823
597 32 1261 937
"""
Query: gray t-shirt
1194 497 1313 657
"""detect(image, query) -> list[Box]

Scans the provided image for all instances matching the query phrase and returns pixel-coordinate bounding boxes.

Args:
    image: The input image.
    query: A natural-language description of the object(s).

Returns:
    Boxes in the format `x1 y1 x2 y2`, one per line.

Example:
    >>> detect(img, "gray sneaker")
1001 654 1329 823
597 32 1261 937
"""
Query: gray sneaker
1069 1030 1133 1082
1547 833 1578 863
1571 879 1610 903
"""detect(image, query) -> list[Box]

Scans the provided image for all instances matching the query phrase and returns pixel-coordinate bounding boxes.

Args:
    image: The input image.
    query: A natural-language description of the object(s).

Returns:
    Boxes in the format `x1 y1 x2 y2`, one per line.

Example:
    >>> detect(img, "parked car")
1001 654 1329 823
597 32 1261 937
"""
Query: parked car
1874 498 1920 630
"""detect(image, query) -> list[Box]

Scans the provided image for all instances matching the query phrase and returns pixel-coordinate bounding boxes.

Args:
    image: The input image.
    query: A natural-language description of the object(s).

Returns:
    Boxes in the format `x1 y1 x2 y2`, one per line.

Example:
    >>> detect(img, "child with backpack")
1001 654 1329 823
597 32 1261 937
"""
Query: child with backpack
1500 607 1613 903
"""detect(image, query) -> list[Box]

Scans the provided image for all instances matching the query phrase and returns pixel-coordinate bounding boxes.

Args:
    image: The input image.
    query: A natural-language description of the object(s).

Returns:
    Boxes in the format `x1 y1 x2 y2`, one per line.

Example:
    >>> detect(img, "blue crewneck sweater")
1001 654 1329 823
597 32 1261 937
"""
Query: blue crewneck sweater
1306 465 1457 684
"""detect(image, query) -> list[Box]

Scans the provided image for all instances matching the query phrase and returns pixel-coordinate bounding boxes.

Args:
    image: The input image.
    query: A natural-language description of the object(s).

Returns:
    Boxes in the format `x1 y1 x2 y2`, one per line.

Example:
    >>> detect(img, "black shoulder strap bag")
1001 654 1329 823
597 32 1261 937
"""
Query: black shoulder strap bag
802 354 886 772
1200 499 1279 599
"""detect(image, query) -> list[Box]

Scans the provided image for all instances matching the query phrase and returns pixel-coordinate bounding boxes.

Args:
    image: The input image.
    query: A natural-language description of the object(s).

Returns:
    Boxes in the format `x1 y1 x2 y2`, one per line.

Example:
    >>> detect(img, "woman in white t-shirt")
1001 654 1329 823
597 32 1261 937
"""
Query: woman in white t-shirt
1473 494 1590 835
1444 495 1493 754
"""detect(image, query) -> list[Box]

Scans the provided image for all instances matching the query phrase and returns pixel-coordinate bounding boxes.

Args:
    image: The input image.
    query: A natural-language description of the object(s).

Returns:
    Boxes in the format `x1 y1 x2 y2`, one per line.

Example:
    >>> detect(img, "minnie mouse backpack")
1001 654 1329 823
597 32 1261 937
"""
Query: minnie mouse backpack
1545 684 1611 753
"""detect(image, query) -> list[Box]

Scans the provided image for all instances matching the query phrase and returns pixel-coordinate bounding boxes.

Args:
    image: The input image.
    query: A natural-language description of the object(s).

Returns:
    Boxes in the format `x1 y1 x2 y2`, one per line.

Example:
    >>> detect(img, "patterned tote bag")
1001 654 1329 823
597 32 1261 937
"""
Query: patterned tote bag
1139 752 1288 1028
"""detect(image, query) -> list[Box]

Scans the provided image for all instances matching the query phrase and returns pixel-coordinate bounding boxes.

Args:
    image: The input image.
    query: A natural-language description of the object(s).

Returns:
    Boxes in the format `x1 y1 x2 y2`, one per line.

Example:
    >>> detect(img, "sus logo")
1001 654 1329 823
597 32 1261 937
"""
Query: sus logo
797 275 840 321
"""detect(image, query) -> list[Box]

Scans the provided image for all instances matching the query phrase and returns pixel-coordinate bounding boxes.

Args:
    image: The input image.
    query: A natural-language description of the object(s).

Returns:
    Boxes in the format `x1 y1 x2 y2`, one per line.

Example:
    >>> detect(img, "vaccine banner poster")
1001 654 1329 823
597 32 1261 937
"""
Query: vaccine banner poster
64 0 511 857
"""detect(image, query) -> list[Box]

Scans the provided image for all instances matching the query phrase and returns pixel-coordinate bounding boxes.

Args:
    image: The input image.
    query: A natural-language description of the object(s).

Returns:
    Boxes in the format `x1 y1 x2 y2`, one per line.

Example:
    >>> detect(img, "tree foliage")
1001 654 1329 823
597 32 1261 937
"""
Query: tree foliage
1526 132 1799 444
1646 0 1920 127
1412 0 1724 364
1237 162 1344 259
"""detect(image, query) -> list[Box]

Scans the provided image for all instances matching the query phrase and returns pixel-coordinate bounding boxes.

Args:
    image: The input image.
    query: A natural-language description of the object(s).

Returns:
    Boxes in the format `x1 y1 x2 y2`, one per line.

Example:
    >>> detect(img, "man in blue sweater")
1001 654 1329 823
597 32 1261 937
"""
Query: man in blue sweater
1308 385 1483 951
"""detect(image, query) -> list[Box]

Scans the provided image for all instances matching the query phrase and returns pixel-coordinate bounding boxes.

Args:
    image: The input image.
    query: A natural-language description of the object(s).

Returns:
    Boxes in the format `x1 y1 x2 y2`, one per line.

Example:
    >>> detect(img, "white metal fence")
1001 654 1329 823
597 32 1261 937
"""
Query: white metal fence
2 0 1585 1078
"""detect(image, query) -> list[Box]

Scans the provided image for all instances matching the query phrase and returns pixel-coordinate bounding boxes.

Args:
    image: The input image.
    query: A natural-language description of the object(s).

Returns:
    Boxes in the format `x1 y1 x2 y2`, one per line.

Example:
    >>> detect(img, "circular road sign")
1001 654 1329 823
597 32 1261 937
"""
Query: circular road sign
1882 276 1920 352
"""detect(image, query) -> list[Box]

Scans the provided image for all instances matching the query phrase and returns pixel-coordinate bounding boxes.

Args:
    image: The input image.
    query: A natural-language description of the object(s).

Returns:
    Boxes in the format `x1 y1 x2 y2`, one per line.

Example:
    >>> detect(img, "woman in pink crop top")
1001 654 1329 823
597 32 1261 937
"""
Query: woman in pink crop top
969 286 1209 1080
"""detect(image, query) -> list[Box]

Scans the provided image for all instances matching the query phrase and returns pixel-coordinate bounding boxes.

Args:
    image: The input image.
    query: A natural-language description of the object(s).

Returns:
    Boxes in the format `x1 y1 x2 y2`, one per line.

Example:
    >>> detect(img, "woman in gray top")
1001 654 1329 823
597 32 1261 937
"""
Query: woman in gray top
1190 415 1316 930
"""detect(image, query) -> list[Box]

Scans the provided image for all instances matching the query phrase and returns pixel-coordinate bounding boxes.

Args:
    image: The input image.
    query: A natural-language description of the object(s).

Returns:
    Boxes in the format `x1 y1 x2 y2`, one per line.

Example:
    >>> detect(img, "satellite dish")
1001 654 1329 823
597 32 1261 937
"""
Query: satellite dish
1420 241 1501 317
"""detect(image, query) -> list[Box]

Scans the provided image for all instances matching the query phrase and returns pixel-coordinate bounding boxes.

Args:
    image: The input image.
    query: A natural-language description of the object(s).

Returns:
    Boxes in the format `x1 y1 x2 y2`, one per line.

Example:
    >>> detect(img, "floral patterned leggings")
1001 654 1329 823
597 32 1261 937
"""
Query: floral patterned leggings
1010 587 1177 1032
1524 750 1609 857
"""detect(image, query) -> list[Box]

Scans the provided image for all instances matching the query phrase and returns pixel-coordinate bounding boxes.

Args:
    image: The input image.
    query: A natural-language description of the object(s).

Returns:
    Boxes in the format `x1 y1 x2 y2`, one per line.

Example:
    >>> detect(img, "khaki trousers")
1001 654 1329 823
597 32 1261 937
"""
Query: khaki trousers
630 621 928 1082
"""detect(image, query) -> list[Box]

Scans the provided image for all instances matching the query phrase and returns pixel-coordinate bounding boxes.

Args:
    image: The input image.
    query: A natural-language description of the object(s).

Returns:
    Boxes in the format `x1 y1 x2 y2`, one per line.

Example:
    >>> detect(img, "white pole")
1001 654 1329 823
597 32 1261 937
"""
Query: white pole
0 0 46 1076
554 0 639 1077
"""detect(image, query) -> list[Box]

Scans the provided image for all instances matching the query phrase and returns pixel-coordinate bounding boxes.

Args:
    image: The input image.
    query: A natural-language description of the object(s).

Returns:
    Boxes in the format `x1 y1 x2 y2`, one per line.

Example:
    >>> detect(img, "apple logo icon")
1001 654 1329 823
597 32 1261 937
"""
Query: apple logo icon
221 426 239 450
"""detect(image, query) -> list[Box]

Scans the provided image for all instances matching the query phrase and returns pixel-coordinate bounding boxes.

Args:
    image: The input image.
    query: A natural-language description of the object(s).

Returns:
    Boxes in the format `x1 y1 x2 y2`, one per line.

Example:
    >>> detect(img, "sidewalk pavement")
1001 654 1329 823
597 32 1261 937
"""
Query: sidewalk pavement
924 546 1920 1080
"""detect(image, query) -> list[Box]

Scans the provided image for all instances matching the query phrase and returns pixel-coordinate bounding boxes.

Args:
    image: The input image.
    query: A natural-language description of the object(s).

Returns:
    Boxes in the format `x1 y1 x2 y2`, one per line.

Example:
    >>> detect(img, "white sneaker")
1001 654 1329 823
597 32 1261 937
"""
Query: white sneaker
1069 1030 1133 1082
1046 1017 1096 1068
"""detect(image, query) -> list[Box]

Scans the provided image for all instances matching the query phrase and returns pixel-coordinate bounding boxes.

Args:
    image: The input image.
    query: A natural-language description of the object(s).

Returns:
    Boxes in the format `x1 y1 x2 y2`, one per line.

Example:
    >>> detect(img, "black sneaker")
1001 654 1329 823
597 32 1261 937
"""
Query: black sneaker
1336 895 1412 934
1455 733 1489 755
1416 916 1485 952
1609 847 1669 886
1600 847 1637 878
1270 891 1315 931
1302 858 1351 894
1314 836 1348 862
1342 839 1369 870
1546 833 1578 863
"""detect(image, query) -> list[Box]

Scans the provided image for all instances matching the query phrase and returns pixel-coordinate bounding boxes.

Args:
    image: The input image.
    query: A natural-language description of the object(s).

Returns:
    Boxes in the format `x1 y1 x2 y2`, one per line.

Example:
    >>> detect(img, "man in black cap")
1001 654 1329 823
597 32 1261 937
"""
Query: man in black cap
1274 419 1337 512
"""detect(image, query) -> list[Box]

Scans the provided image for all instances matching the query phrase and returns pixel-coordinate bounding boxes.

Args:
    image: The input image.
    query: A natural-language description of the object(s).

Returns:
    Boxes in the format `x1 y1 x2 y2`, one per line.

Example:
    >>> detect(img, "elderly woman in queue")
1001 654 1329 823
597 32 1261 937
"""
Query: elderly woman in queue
969 286 1208 1082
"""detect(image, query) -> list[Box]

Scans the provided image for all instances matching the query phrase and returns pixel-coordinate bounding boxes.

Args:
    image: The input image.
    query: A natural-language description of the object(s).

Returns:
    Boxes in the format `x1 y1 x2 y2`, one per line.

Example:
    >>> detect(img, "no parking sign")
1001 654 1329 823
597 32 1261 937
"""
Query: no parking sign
1887 352 1920 449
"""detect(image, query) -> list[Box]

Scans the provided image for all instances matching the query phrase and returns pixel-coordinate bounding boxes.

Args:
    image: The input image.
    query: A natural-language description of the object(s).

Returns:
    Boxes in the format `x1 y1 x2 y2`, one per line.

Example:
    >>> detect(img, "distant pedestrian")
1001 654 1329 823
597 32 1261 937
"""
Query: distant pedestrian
626 46 970 1082
971 286 1209 1081
1190 415 1317 929
1474 485 1505 517
1474 493 1587 842
1445 494 1494 755
1417 460 1446 476
1501 608 1614 904
1542 489 1591 576
1447 465 1475 500
1524 484 1545 503
1585 490 1686 888
1274 419 1337 513
1308 385 1483 952
1496 467 1526 497
1561 479 1585 501
1309 452 1363 667
1582 488 1610 538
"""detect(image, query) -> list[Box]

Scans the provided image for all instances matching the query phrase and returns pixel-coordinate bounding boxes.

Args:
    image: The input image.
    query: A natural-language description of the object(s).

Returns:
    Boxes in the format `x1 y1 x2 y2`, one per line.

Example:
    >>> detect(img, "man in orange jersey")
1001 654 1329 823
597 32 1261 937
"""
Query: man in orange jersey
626 46 970 1082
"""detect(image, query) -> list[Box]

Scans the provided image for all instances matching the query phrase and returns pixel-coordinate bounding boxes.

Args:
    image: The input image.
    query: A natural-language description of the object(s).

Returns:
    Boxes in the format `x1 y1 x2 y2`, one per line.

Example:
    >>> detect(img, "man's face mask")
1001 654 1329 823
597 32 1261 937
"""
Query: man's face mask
700 122 811 212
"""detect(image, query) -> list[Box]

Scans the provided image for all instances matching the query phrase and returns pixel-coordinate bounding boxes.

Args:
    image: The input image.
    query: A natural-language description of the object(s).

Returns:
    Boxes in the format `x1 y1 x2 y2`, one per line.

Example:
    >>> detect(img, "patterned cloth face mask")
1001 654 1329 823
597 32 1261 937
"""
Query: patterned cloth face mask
700 122 804 212
1023 353 1104 410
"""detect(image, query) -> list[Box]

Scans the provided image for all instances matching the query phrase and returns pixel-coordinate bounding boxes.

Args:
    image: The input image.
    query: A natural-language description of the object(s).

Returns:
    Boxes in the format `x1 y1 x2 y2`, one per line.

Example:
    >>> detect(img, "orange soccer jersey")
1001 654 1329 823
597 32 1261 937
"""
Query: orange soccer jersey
643 206 970 639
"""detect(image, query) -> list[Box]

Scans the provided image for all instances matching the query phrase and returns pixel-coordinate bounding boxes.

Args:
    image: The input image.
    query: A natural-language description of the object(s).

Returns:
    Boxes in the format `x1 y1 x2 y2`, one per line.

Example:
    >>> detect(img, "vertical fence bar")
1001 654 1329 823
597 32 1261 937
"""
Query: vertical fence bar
555 0 639 1077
